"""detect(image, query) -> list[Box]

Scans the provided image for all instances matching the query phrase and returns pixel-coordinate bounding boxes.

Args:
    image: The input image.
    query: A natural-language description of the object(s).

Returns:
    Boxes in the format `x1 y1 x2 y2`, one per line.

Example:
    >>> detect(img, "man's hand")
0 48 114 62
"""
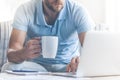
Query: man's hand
66 56 80 73
7 29 42 63
23 37 41 60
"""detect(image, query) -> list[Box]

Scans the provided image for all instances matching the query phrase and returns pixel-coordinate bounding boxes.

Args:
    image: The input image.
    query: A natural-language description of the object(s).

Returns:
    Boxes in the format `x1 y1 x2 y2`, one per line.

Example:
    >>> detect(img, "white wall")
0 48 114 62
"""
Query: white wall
0 0 106 25
0 0 29 21
0 0 12 21
105 0 120 31
76 0 106 24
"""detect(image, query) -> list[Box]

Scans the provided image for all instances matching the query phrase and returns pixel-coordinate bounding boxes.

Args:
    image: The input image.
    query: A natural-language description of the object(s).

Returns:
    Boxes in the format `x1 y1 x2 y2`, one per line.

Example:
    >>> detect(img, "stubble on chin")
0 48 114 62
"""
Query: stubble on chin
45 0 64 12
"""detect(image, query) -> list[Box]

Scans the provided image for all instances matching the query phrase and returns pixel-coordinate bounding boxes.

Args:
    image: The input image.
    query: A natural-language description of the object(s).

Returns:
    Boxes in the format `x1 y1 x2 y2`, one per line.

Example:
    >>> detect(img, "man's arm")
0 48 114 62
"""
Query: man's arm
66 32 86 72
7 28 41 63
78 32 86 46
7 28 26 63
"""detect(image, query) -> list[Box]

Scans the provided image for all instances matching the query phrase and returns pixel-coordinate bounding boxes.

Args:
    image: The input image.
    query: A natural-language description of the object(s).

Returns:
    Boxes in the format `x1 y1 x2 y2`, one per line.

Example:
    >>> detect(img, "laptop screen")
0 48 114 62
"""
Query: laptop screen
77 31 120 77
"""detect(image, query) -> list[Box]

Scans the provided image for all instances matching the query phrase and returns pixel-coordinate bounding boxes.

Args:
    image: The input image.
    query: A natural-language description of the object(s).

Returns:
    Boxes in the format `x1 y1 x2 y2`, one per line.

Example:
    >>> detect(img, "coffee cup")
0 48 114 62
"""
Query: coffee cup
41 36 58 58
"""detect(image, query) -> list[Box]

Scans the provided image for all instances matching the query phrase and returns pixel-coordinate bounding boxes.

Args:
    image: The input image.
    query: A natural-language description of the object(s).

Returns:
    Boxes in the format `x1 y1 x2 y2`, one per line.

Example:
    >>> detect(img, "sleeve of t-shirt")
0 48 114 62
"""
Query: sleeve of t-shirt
73 4 95 34
12 5 28 32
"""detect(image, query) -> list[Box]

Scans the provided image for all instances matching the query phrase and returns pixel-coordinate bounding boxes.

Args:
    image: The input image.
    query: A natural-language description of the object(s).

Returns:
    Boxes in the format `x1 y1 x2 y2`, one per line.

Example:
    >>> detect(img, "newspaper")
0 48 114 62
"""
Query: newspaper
5 70 78 78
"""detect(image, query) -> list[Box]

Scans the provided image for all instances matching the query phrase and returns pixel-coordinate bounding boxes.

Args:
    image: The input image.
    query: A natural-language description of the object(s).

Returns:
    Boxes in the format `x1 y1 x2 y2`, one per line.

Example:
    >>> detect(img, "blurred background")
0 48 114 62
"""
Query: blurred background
0 0 120 32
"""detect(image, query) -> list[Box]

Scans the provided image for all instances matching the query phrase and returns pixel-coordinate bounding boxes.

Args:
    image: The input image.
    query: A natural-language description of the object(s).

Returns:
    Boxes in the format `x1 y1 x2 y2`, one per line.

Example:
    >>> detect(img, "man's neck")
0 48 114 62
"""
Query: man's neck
43 1 59 25
43 3 59 17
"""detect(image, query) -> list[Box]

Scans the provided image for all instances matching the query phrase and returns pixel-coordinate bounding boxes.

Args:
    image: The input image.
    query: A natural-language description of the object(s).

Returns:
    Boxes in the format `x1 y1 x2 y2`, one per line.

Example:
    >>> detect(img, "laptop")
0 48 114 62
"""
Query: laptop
77 31 120 77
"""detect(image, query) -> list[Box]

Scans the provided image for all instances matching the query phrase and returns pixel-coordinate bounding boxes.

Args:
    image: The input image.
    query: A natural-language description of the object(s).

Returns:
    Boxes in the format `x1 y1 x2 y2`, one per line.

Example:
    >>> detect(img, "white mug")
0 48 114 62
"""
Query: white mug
41 36 58 58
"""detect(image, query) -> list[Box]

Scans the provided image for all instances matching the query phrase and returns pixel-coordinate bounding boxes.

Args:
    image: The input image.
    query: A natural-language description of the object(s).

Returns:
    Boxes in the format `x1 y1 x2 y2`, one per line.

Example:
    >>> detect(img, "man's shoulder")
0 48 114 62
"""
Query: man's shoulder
21 0 41 9
17 0 42 15
67 0 84 10
66 0 86 16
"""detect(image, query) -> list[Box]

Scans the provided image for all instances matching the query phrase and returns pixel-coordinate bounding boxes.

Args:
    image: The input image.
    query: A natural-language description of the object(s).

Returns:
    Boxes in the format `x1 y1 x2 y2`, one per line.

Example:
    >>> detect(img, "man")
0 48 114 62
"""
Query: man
2 0 95 72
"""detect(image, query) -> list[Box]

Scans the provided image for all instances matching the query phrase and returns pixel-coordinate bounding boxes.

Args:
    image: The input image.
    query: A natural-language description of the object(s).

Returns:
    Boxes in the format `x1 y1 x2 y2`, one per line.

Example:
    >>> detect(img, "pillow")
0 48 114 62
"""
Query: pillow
0 21 12 70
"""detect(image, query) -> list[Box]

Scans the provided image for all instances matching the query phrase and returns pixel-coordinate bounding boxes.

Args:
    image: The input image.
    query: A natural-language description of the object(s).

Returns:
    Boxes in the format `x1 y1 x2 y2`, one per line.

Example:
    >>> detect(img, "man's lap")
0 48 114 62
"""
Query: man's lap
1 61 67 72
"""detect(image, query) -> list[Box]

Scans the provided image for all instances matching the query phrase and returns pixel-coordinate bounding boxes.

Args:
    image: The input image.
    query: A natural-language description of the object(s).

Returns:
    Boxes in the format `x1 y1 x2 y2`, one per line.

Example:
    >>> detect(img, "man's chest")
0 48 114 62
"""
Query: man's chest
27 19 77 41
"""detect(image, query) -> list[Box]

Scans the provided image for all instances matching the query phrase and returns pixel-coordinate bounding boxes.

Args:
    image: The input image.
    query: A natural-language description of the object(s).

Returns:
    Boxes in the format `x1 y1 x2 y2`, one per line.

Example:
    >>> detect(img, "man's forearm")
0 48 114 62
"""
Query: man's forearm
7 48 26 63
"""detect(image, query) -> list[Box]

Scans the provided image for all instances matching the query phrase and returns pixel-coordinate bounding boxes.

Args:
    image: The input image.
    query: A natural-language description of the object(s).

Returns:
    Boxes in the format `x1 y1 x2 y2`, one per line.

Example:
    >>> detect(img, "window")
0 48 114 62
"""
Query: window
0 0 29 21
106 0 120 32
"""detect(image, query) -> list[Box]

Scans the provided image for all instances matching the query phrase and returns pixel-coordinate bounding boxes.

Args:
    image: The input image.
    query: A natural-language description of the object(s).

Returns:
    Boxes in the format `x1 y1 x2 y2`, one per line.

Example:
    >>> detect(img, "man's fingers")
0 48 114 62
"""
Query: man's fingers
76 57 80 63
27 52 40 59
28 45 41 50
75 57 80 71
66 64 71 72
71 57 76 64
70 57 80 72
32 37 41 40
26 39 41 49
29 40 40 45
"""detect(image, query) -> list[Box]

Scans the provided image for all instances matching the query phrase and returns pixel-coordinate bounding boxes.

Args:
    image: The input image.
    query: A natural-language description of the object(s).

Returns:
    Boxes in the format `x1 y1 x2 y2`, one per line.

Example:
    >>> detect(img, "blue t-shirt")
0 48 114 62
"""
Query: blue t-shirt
12 0 95 64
